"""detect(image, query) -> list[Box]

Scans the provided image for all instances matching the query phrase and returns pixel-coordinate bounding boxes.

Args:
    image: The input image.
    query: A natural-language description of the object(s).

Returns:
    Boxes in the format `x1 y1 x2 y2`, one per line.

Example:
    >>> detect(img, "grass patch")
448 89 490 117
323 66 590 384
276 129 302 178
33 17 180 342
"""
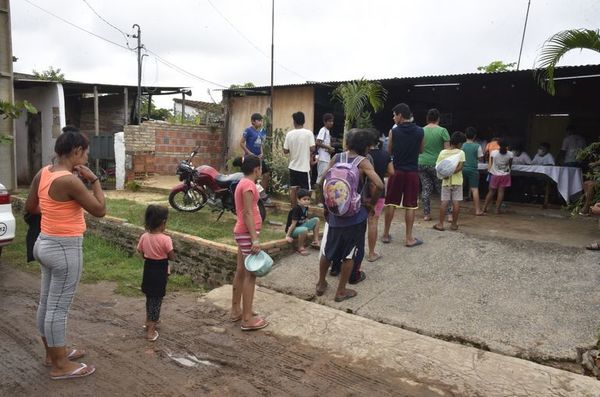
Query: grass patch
3 216 203 297
106 198 288 244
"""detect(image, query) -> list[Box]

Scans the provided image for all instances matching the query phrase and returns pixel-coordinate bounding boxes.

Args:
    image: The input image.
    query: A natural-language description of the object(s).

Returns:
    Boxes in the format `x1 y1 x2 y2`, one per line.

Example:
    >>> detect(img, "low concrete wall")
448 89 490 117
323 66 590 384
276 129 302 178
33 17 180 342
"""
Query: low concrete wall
12 198 293 287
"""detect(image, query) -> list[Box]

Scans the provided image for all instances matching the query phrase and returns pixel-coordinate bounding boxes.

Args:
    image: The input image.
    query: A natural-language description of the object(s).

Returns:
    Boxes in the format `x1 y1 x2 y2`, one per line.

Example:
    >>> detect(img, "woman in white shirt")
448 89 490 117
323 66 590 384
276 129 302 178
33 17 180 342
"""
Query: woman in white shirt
483 139 513 214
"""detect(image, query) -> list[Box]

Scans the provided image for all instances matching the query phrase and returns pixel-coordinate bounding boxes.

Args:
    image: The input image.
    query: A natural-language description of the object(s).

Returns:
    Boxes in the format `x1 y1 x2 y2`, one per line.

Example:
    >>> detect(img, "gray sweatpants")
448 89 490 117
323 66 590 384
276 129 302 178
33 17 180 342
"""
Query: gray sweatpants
33 233 83 347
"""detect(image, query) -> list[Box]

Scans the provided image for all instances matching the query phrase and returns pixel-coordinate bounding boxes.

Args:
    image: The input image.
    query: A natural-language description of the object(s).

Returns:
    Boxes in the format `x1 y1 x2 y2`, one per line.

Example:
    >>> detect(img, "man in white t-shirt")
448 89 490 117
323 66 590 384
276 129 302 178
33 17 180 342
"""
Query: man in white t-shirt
284 111 316 206
560 126 586 166
531 142 555 166
315 113 336 207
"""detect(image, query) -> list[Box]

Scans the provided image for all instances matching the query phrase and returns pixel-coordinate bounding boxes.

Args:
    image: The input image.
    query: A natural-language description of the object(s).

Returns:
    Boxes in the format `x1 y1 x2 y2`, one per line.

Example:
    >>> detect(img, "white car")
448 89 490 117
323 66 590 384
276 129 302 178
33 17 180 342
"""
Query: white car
0 182 16 256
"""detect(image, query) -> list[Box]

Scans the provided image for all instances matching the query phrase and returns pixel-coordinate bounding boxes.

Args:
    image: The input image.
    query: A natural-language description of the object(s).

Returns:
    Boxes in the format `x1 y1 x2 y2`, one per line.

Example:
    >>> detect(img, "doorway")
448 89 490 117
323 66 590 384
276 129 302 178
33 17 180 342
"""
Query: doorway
528 114 569 158
27 111 42 182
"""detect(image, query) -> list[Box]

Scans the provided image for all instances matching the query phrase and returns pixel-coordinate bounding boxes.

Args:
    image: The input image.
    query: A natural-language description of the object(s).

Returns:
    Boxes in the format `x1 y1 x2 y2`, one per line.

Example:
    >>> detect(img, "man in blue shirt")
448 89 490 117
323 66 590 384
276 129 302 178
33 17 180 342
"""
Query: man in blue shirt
240 113 272 204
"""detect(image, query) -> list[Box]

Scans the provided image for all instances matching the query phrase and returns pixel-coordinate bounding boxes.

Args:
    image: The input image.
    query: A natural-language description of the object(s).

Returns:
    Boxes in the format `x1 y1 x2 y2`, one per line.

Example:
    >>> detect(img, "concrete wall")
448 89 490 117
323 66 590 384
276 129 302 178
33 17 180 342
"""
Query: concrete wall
124 121 226 177
14 84 65 182
0 0 15 189
226 86 315 158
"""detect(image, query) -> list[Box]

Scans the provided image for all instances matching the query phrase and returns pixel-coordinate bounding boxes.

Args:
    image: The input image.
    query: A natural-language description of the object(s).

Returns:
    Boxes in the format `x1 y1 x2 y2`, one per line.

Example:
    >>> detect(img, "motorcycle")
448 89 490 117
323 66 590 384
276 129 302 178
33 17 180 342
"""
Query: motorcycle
168 147 267 221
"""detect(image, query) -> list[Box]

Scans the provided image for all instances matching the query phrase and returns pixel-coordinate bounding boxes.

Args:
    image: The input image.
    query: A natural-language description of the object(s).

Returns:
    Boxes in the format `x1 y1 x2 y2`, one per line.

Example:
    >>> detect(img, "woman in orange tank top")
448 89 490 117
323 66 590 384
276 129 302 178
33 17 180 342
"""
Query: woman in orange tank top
25 126 106 380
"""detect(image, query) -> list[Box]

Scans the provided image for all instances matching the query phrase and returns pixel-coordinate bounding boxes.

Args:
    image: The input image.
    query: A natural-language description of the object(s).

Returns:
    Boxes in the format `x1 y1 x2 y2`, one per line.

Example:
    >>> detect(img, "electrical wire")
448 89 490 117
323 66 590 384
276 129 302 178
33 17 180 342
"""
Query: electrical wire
81 0 133 49
145 48 229 88
22 0 132 52
203 0 310 81
23 0 228 89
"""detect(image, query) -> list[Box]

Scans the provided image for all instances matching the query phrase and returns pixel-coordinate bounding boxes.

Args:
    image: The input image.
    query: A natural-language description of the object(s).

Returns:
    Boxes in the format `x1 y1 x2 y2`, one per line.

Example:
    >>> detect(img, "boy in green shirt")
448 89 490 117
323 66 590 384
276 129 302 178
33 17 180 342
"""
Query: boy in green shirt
462 127 484 215
433 131 466 231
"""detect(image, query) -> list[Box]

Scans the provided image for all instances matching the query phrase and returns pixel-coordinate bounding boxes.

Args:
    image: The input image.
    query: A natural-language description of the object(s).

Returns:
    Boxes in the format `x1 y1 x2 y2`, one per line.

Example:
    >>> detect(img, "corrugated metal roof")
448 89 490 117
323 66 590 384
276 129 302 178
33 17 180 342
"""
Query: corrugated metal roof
225 64 600 92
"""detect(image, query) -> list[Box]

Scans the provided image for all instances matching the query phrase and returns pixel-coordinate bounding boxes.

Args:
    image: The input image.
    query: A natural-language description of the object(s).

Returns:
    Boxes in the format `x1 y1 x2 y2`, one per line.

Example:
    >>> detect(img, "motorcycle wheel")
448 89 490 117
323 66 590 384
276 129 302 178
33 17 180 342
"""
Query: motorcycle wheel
169 187 207 212
258 199 267 222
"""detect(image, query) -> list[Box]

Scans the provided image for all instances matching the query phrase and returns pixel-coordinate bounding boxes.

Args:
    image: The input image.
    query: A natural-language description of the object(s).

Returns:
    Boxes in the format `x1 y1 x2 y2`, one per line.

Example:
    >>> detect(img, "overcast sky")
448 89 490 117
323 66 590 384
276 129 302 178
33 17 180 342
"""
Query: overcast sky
10 0 600 108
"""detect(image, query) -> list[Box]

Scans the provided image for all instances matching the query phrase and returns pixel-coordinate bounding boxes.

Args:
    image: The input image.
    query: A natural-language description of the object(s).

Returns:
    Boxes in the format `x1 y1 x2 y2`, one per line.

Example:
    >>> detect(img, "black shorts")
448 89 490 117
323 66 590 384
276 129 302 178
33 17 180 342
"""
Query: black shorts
261 159 271 174
323 221 367 265
289 169 311 189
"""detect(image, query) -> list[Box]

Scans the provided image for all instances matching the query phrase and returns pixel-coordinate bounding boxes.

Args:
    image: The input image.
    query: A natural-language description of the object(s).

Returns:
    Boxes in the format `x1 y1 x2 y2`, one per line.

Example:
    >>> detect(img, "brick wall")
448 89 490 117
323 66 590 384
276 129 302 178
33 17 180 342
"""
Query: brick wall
124 121 226 177
12 198 293 287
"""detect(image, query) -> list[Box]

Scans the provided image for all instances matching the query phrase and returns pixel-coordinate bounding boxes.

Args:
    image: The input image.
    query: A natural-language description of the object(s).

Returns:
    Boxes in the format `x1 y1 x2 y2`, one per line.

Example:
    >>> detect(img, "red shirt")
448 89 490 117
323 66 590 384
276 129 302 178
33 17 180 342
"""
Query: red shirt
233 177 262 234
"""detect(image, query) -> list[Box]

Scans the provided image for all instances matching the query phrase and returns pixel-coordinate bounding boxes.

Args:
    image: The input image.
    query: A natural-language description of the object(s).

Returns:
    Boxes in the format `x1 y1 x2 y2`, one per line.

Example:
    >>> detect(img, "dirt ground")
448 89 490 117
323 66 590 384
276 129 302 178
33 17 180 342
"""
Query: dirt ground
0 261 449 397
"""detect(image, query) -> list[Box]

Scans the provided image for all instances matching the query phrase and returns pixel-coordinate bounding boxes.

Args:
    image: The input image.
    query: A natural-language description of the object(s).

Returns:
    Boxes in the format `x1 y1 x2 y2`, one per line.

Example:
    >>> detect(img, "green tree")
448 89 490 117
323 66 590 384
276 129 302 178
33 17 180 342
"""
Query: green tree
477 61 516 73
140 96 172 121
332 79 387 140
0 100 37 120
32 66 65 82
535 28 600 95
229 82 256 97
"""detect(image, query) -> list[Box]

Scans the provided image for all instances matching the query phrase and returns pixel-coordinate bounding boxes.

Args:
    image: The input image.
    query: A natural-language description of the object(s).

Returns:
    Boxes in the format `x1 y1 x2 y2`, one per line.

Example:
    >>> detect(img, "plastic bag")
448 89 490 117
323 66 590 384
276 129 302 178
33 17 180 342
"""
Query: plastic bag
436 153 461 179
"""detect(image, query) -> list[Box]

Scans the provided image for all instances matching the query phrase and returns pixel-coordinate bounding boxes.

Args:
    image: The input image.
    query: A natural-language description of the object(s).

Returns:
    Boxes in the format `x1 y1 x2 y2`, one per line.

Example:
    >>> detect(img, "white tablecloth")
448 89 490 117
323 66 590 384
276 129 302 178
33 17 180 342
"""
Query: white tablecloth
477 163 583 203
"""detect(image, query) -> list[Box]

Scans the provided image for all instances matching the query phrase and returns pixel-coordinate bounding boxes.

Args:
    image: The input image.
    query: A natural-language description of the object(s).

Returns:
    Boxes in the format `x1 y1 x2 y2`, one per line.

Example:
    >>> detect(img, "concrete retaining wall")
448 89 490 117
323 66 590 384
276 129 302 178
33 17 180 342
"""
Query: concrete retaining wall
13 197 293 287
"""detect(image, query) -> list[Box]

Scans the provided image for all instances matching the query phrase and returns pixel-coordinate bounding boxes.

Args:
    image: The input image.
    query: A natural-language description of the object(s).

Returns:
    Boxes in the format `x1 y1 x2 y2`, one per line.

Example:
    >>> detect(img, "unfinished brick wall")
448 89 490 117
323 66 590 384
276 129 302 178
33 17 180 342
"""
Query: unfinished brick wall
124 121 226 178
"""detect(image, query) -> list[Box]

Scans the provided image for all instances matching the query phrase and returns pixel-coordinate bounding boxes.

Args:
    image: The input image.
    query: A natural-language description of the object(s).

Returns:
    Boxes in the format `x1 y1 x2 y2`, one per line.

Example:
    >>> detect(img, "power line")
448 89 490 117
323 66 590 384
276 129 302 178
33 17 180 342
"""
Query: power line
23 0 132 52
23 0 228 89
145 48 229 88
203 0 310 81
81 0 133 49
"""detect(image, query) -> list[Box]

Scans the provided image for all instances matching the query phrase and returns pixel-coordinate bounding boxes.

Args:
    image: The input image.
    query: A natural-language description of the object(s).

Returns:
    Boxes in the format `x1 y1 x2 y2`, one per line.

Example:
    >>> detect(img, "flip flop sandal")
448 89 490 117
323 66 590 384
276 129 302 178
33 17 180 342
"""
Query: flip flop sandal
423 216 432 221
334 289 357 302
367 254 382 262
44 348 85 367
296 249 310 256
433 224 445 231
241 318 269 331
349 271 366 285
230 311 259 322
147 330 159 341
406 238 424 248
310 242 321 249
381 235 392 244
586 243 600 251
50 363 96 380
450 224 459 231
315 281 328 296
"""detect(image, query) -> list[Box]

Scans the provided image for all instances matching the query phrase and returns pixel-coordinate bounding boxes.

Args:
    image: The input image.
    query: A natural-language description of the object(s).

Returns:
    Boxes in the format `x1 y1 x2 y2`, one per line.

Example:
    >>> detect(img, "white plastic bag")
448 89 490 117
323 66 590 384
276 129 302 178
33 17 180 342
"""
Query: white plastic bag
436 153 461 179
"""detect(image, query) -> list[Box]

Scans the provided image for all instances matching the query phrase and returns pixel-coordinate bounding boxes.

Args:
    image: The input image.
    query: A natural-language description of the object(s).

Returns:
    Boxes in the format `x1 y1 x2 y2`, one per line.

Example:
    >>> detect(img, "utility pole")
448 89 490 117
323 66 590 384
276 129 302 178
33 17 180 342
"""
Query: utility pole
516 0 531 71
269 0 274 134
132 24 142 124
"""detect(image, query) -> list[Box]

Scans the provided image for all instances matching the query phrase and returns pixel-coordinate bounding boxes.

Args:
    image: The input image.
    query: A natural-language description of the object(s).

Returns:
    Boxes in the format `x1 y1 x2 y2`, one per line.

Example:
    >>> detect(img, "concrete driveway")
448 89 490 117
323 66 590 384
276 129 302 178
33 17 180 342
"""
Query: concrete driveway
259 207 600 363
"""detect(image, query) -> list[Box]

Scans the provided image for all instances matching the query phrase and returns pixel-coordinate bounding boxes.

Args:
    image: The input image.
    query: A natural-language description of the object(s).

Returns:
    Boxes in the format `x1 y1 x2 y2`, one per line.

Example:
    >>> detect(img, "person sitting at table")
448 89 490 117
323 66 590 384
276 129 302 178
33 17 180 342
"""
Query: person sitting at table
511 145 532 165
531 142 555 166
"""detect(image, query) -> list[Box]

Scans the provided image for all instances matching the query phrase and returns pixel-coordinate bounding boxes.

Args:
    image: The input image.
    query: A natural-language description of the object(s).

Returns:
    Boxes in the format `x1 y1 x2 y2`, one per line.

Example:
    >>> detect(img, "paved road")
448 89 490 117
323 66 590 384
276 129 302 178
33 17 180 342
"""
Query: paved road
260 221 600 363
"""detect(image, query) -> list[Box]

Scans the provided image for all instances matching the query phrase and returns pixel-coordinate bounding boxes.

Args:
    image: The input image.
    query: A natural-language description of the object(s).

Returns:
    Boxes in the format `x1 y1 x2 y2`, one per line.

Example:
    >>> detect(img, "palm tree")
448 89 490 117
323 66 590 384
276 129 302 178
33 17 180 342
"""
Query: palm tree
332 79 387 140
535 28 600 95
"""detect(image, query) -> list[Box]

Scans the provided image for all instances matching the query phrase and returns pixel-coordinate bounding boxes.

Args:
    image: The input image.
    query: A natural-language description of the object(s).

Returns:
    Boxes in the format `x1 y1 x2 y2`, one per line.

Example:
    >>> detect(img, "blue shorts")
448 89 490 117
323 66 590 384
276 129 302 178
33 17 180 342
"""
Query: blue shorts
291 217 319 238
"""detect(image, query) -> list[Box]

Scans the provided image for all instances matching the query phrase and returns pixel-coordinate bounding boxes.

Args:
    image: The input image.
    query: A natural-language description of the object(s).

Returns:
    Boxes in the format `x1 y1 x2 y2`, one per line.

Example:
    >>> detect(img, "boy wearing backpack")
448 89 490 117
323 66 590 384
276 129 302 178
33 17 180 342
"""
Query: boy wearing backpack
315 129 383 302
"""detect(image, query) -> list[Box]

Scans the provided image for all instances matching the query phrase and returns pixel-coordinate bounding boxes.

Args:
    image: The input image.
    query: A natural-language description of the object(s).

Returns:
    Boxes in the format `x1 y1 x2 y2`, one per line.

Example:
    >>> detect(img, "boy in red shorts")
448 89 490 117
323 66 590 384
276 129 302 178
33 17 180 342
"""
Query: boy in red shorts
382 103 425 247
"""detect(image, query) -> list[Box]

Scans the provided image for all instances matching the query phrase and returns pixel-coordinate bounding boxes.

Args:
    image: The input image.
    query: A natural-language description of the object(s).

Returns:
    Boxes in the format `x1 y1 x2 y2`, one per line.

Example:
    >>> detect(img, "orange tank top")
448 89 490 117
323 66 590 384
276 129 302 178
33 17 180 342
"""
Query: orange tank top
38 166 86 236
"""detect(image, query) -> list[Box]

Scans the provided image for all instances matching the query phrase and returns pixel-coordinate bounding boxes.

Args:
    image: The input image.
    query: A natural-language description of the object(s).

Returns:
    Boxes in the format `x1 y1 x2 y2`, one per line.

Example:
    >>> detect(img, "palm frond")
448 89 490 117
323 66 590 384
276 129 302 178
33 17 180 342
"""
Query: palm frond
534 28 600 95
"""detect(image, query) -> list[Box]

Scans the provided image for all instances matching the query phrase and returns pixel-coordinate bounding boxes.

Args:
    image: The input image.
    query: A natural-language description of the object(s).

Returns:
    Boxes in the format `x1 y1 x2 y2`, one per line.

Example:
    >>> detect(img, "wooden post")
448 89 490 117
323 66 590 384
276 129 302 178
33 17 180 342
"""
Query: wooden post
123 87 128 126
94 85 99 174
543 181 551 209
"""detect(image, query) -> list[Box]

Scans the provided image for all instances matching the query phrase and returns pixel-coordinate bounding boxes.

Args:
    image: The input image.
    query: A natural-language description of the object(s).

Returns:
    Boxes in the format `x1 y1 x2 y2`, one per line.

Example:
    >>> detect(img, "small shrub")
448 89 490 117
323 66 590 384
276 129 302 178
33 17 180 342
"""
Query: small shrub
126 181 141 192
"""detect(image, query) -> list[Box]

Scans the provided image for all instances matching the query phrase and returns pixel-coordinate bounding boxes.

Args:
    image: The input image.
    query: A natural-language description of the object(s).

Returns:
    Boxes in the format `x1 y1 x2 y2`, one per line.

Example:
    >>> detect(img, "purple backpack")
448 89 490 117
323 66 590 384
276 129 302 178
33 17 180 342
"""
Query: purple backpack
323 152 364 217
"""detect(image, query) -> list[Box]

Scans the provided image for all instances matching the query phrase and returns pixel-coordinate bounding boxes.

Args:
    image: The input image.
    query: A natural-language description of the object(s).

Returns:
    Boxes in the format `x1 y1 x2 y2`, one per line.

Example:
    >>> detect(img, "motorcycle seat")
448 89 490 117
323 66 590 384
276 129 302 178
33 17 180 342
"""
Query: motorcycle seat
215 172 243 187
